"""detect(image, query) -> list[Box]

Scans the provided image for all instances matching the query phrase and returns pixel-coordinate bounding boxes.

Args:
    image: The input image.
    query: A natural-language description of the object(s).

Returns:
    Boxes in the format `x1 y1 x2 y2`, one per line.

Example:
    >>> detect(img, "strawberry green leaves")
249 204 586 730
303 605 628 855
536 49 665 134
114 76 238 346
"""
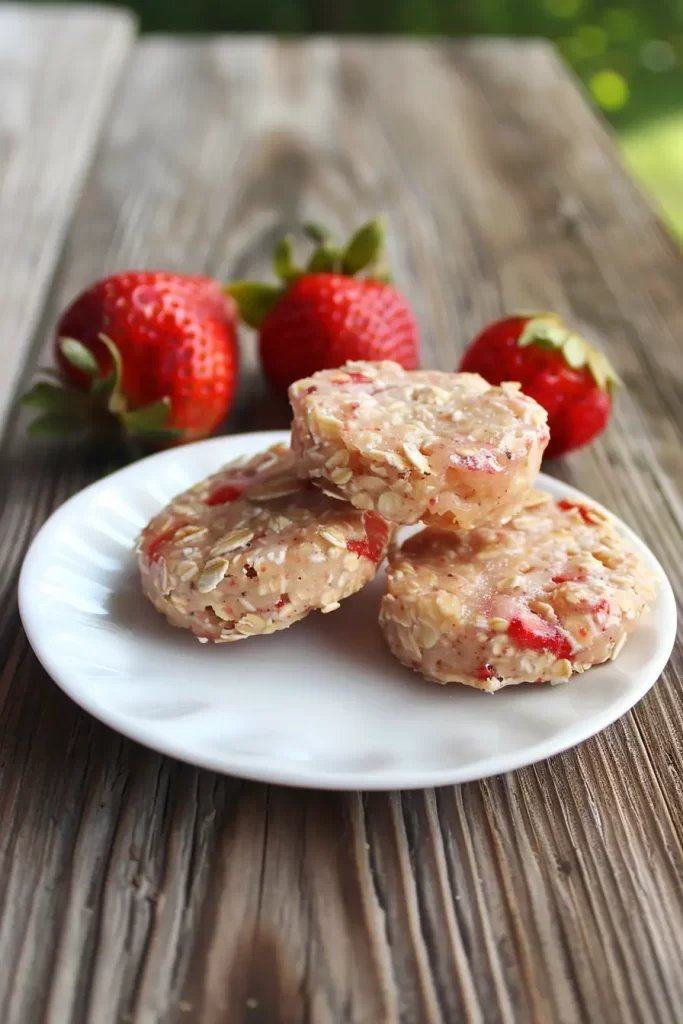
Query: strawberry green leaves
22 335 178 446
23 346 97 435
59 338 100 376
22 379 92 436
302 222 332 244
307 243 341 273
22 380 81 413
272 236 302 285
225 282 282 330
340 216 392 282
518 314 621 393
119 398 181 446
313 216 389 279
227 216 393 330
341 216 385 275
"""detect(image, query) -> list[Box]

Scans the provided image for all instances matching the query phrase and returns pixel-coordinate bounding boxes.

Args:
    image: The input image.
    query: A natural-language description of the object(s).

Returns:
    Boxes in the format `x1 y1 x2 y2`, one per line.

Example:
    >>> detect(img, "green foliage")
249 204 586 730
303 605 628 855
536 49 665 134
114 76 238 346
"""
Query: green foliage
28 0 677 41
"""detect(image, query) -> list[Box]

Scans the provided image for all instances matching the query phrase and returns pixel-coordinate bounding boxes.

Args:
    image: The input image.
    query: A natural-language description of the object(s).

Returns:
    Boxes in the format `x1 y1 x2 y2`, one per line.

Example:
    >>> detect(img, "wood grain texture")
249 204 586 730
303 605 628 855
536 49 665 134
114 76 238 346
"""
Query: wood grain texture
0 34 682 1024
0 4 135 435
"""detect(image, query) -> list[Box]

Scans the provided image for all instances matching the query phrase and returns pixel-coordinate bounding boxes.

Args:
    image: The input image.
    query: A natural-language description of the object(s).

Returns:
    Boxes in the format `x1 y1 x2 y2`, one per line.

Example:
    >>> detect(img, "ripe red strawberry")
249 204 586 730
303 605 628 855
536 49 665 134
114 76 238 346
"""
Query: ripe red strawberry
227 218 419 392
23 271 238 446
459 313 620 458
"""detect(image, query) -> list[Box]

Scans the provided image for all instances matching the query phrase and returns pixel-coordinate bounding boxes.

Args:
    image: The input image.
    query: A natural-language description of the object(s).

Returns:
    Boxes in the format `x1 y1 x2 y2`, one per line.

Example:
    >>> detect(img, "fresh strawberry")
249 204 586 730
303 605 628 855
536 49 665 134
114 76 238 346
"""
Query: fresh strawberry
459 313 620 458
226 218 419 392
23 271 238 446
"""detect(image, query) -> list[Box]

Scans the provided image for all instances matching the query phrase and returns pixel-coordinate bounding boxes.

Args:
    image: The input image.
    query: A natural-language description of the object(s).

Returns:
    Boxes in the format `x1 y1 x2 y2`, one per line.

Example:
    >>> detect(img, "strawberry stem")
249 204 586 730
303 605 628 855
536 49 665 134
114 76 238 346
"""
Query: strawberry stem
96 333 128 413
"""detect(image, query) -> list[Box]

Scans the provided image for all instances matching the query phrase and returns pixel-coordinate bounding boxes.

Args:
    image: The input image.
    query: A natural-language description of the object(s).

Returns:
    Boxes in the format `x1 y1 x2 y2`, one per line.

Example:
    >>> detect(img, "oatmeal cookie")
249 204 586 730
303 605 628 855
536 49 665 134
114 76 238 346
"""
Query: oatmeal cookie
137 444 391 641
289 361 549 529
379 491 655 690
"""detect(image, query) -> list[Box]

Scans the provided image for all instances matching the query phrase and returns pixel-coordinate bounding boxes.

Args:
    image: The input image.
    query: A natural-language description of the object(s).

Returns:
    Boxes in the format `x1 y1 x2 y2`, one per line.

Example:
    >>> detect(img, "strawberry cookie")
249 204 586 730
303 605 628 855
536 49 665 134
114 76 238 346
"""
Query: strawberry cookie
289 361 549 529
137 444 391 642
379 491 655 691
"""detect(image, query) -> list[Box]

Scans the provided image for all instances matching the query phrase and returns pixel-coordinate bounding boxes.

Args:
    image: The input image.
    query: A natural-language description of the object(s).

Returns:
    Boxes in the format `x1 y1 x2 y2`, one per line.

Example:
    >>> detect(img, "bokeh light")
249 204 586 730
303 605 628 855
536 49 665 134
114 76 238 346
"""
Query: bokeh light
590 69 630 111
601 8 638 43
640 40 677 72
544 0 584 17
574 24 608 59
557 35 585 62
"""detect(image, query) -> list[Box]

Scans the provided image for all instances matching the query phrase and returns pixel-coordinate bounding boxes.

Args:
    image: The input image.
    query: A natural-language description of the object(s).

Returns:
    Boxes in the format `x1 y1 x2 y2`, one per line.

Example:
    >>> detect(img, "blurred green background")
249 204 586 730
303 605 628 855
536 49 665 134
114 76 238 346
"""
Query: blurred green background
54 0 683 239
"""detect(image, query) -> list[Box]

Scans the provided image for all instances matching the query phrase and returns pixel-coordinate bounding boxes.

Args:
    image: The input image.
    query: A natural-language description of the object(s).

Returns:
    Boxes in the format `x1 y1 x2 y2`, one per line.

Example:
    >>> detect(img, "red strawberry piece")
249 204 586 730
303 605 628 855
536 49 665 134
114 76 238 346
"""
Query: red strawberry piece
556 500 594 524
342 371 373 385
346 511 391 564
204 483 244 506
508 615 573 660
459 313 620 458
226 218 419 393
476 664 495 681
141 519 188 562
22 271 238 448
205 458 274 505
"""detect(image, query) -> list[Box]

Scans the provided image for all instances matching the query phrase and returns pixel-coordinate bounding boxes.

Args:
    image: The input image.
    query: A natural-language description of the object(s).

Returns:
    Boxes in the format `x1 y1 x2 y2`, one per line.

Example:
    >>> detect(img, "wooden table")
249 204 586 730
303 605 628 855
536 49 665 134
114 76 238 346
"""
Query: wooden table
1 7 682 1023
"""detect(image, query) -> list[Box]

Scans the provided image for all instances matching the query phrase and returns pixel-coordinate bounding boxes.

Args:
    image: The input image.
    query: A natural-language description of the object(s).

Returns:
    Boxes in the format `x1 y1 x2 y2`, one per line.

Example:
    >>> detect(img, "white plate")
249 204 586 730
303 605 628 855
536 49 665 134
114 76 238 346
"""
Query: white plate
19 430 676 790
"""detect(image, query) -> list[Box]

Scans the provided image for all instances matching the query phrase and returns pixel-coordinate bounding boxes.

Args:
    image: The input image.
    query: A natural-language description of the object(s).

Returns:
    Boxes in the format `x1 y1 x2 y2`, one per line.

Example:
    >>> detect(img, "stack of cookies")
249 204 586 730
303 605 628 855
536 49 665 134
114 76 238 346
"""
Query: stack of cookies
137 361 654 692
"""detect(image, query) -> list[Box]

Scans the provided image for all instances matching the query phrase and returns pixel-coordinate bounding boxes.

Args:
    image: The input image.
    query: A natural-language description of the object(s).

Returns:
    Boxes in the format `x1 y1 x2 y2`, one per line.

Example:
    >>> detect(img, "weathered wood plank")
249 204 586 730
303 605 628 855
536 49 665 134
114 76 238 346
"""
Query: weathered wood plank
0 4 135 437
0 37 681 1024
